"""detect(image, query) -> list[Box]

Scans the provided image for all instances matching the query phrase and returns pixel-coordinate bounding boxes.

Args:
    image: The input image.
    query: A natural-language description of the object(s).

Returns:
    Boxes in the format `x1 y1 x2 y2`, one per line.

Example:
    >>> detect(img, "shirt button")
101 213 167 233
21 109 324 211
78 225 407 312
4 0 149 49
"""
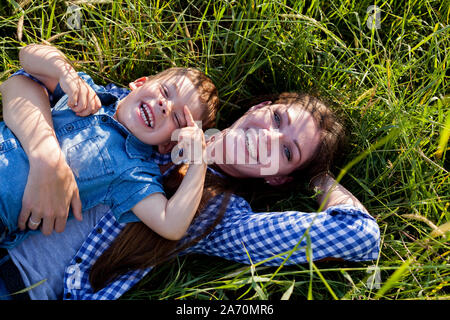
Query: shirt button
75 257 82 264
96 227 103 234
100 115 108 122
66 124 74 131
65 293 72 299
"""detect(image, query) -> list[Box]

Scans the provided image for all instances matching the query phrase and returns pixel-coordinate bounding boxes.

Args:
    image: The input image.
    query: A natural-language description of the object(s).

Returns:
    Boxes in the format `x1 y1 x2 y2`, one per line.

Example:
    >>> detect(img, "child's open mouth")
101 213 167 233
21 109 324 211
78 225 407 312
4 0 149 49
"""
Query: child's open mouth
139 103 154 128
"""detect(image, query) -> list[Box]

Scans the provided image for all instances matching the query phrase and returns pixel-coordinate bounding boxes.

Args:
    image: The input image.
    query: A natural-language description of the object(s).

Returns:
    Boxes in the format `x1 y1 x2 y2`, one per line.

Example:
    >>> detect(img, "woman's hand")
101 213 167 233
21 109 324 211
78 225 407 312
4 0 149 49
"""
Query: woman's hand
18 137 83 235
58 67 101 116
1 75 83 235
310 172 369 213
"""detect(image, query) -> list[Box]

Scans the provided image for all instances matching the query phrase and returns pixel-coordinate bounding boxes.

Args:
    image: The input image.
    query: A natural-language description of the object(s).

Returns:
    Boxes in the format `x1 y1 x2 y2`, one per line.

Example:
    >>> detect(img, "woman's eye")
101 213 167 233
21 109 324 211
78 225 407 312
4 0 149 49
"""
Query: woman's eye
274 111 281 127
284 146 291 161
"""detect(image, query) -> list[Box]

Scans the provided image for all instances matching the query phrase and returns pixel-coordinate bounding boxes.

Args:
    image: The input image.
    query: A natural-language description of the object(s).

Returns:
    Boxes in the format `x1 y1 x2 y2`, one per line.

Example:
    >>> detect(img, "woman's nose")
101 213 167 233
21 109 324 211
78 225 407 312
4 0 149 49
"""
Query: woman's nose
260 129 281 159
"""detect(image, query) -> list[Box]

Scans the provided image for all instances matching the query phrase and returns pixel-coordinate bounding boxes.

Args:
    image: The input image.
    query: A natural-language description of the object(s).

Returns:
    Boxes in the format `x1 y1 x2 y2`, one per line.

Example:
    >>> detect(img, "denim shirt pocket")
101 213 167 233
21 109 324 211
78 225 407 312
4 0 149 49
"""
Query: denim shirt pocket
0 139 18 155
66 135 114 181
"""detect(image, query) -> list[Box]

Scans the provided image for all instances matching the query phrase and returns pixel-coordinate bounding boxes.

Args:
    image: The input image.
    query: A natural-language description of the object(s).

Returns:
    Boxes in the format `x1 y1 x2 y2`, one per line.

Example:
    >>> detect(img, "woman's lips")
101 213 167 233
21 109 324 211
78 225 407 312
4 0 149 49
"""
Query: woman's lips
245 130 258 162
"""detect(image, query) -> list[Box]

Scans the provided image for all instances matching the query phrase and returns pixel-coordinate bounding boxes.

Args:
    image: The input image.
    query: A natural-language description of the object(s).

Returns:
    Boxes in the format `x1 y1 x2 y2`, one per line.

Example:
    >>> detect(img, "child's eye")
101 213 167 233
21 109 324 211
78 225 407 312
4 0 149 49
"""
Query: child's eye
273 111 281 127
283 146 291 161
174 112 181 128
161 85 169 97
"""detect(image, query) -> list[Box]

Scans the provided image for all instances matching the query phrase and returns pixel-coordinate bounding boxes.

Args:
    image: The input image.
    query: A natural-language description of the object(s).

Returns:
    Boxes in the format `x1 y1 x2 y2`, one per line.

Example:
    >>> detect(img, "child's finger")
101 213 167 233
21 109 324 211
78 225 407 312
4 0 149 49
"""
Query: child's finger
94 94 101 112
89 90 101 113
77 88 99 116
183 105 197 128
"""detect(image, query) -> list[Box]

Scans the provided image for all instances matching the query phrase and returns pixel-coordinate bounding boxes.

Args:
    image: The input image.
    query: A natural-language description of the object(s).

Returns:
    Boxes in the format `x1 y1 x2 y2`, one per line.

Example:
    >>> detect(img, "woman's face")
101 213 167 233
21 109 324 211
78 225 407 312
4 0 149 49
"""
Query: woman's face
208 102 321 184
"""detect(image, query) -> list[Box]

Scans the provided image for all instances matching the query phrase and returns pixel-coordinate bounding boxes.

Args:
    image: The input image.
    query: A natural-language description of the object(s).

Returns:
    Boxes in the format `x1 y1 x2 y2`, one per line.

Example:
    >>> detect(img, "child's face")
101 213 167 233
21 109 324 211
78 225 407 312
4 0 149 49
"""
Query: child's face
115 72 203 153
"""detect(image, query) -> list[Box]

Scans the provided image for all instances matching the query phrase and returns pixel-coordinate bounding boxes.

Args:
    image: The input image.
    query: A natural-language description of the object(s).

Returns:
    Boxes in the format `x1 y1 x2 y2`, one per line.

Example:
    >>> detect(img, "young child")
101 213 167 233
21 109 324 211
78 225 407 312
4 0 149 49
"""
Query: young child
0 44 218 248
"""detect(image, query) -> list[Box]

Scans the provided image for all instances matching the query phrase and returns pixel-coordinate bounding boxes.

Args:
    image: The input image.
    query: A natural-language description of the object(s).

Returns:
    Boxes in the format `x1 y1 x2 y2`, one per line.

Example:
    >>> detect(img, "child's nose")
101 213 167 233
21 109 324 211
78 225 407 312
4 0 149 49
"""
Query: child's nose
159 99 171 116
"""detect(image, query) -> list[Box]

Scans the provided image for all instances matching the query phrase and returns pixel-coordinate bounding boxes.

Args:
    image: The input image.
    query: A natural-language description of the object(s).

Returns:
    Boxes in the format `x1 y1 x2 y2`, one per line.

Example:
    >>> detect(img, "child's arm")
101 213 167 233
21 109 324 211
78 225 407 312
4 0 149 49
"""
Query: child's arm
19 44 101 116
0 75 82 235
132 107 207 240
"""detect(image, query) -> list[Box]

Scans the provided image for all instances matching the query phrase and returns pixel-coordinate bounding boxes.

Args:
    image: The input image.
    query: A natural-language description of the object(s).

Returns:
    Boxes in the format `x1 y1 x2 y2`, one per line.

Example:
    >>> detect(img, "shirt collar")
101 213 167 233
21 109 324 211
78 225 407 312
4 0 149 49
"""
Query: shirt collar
95 93 156 161
96 92 120 117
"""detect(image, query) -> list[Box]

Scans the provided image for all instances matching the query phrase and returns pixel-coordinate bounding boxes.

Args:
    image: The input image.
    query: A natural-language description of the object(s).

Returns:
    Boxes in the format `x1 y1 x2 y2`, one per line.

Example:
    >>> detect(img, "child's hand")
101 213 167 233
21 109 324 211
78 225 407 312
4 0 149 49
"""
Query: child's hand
171 106 206 165
58 69 101 116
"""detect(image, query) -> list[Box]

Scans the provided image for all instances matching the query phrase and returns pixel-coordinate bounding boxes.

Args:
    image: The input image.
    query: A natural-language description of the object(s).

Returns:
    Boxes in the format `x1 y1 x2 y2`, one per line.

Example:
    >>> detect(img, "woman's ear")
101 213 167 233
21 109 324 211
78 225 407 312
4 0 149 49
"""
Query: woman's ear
129 77 147 90
264 175 293 186
249 101 272 112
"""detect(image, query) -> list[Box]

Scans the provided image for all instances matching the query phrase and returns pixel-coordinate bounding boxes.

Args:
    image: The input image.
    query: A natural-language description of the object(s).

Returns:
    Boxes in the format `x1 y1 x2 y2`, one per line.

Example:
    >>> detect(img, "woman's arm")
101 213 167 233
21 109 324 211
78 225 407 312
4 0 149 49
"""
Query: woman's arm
19 44 100 116
186 196 380 265
310 173 369 213
0 75 82 235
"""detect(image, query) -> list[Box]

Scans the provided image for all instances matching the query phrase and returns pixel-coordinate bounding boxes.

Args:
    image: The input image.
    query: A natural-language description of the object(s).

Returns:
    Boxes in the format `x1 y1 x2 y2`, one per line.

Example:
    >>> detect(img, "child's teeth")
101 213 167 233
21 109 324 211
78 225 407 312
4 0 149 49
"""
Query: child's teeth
141 103 154 128
144 104 154 127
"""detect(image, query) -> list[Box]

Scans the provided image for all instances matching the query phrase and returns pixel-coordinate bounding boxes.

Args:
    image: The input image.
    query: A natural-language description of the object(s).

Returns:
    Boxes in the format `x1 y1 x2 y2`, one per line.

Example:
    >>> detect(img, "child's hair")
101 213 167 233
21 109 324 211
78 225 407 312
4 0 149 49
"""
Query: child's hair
147 67 219 129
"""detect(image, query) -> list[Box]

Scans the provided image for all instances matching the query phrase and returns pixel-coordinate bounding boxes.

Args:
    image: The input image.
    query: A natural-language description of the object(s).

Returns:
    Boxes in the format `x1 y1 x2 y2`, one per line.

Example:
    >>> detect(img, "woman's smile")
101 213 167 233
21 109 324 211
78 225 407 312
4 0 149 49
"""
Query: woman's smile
244 129 259 162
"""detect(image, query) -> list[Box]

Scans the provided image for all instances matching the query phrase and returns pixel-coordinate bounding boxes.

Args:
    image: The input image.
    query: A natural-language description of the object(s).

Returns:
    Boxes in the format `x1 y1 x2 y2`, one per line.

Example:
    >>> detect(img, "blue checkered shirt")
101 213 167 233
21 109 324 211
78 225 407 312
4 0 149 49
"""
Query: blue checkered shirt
10 70 381 300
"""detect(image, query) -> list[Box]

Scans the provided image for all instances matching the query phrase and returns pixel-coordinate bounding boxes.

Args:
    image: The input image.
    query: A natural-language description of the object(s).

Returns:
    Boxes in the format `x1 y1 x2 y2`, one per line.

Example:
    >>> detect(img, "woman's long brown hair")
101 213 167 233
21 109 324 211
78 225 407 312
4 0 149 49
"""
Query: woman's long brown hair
89 165 232 291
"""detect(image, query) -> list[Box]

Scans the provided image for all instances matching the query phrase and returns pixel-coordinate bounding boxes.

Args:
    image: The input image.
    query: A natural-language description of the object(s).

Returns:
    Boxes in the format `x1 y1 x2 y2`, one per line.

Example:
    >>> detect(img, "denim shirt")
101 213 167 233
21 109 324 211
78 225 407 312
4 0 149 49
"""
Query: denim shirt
0 73 164 248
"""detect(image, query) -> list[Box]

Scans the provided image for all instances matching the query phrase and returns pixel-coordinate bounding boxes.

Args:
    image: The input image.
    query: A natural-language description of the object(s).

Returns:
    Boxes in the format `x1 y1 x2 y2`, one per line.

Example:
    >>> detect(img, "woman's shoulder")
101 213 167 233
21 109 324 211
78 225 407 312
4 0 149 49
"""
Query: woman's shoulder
204 192 252 213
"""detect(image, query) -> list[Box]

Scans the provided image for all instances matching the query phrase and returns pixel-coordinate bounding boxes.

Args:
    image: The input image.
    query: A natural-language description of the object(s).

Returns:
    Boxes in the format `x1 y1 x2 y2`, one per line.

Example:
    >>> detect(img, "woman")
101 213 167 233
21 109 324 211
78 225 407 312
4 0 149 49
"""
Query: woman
0 69 379 300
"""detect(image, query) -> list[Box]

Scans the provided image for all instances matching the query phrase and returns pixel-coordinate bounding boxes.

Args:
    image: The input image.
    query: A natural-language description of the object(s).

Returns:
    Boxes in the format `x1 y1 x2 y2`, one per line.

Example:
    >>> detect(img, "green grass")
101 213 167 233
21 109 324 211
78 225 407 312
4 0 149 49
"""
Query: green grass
0 0 449 300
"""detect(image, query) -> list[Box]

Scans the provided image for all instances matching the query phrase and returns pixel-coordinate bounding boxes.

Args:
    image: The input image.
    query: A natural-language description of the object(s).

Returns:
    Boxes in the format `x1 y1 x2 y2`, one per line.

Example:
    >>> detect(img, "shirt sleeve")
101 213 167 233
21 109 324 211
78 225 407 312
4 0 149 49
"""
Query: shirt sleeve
8 68 54 101
8 69 109 107
186 196 381 265
107 166 166 224
9 69 47 88
9 69 129 106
